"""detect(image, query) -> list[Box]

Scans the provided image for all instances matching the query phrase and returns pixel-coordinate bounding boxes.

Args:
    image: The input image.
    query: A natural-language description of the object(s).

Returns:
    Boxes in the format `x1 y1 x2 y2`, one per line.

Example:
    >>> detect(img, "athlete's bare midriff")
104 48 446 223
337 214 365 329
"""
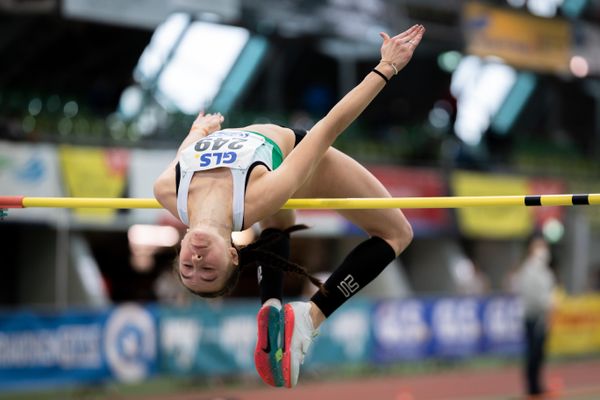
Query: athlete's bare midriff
235 124 296 158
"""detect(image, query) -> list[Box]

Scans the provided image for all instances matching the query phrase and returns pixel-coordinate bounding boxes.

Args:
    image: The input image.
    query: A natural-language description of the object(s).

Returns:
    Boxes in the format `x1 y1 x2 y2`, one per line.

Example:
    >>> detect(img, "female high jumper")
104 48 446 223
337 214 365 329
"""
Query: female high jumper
153 24 425 388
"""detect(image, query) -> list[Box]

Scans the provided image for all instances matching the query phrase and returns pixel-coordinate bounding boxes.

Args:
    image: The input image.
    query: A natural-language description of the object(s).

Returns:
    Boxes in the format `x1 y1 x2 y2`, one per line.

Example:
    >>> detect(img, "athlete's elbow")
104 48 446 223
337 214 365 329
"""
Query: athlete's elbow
400 221 414 251
390 219 413 255
153 177 168 204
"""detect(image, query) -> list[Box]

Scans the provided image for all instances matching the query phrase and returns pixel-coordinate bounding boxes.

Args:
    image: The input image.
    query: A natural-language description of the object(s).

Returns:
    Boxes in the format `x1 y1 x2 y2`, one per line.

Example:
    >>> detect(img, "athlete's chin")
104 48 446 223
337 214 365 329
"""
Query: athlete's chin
188 230 211 246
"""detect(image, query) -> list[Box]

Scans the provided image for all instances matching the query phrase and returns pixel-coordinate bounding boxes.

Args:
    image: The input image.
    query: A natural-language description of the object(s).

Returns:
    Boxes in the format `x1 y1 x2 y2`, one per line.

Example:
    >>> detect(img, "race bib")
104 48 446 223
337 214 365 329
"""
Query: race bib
179 130 265 172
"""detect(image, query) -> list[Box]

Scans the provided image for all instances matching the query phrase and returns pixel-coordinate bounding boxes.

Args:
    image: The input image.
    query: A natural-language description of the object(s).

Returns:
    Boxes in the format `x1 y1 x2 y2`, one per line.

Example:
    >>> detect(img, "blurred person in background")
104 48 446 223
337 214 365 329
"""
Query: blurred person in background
153 24 424 388
513 234 556 398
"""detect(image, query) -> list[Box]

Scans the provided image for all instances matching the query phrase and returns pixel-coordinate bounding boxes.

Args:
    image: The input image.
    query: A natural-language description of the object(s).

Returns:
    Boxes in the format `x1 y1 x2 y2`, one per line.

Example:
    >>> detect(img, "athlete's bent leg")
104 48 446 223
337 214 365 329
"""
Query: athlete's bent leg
280 148 413 387
254 210 296 387
297 147 413 318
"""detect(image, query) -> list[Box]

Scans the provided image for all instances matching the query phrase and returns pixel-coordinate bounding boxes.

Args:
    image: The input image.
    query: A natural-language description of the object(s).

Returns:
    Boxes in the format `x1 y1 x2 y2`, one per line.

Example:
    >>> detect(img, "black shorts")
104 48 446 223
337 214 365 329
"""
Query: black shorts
291 128 307 148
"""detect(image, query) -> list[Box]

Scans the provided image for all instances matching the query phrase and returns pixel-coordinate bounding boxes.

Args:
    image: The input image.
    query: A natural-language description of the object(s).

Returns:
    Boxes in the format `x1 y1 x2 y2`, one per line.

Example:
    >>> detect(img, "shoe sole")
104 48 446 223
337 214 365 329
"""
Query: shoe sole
254 306 284 387
281 303 296 388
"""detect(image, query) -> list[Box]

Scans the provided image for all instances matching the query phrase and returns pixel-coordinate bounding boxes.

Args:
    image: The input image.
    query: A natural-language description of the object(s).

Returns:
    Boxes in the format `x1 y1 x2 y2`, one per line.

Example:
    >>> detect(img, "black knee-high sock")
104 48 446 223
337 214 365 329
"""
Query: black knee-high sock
257 228 289 304
311 237 396 317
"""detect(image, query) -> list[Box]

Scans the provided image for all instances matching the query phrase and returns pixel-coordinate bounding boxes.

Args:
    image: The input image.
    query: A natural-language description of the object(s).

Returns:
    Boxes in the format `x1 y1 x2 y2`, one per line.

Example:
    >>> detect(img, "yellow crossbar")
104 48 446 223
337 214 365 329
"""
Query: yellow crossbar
1 194 597 209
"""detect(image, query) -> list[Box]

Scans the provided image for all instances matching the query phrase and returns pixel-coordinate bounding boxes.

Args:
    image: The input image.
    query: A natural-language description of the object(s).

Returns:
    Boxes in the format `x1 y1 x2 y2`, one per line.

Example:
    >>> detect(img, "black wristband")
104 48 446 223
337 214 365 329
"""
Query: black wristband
371 68 389 84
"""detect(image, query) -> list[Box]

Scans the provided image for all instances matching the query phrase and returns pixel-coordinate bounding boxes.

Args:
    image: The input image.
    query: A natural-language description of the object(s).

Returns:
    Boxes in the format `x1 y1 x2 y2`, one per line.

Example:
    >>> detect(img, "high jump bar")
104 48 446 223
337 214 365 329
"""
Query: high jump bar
1 194 599 210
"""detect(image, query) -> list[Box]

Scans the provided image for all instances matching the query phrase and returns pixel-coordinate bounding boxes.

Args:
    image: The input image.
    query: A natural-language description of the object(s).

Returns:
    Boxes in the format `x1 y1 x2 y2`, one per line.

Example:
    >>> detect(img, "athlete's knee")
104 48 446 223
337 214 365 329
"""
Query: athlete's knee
397 219 414 252
259 210 297 231
379 217 413 256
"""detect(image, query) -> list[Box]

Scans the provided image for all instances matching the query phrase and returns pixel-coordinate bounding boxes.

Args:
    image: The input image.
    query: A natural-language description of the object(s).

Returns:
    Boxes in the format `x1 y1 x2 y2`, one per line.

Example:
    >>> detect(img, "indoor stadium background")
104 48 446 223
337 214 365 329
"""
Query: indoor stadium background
1 0 600 399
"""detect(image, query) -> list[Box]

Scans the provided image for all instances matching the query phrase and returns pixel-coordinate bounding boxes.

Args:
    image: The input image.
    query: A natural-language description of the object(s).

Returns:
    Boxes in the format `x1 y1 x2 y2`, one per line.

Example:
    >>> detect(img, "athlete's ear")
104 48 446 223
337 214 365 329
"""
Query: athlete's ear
229 246 239 267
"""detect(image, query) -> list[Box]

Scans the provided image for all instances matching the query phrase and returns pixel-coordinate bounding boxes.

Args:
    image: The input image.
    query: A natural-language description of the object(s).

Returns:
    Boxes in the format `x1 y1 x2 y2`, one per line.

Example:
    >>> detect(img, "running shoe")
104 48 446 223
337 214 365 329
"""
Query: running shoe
281 301 319 388
254 303 284 387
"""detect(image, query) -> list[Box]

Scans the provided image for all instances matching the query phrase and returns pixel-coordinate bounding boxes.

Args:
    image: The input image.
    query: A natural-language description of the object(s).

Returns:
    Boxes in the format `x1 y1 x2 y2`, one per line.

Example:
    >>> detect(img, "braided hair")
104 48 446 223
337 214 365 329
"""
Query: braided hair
175 224 324 298
238 225 325 292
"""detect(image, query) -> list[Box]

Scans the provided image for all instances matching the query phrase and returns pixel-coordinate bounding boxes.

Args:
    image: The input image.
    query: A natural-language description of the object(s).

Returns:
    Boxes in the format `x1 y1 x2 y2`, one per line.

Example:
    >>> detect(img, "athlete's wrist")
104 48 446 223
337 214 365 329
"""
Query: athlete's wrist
375 61 396 80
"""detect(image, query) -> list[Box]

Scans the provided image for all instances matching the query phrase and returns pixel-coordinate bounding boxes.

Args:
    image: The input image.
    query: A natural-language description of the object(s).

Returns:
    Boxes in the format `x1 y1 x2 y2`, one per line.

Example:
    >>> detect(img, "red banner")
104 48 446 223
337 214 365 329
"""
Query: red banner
367 166 450 232
528 178 566 227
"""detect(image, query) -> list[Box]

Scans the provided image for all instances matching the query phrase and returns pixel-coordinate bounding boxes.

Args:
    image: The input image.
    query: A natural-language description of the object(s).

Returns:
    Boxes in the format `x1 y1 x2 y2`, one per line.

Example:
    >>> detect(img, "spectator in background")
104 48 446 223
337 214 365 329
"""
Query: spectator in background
513 234 556 398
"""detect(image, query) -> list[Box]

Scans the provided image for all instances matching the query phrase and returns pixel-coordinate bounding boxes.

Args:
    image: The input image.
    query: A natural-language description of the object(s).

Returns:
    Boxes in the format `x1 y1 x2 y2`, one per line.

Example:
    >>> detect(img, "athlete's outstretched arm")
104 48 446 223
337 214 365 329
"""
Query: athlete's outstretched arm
312 25 424 144
257 25 425 207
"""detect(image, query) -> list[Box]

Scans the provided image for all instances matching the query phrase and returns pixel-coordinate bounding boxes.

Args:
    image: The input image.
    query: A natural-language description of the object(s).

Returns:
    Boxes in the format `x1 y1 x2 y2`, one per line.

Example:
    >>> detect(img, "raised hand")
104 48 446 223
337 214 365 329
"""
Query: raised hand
191 112 225 137
379 24 425 74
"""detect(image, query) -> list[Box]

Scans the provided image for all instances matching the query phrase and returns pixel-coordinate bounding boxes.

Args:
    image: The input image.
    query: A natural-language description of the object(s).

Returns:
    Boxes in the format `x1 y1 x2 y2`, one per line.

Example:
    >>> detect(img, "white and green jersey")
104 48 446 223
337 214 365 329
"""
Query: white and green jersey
176 130 283 230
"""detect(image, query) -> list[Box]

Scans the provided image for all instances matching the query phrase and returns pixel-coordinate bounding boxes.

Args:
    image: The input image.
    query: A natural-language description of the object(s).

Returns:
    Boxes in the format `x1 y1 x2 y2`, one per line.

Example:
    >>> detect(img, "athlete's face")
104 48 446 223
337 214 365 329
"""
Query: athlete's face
178 229 238 294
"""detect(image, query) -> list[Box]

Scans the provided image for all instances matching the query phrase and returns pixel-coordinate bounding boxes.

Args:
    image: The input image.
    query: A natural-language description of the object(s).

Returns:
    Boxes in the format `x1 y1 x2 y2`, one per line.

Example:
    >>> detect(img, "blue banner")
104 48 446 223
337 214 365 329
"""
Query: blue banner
304 299 372 368
0 295 524 391
372 298 431 362
0 304 157 391
159 300 373 376
480 296 523 355
372 296 523 363
159 301 258 375
429 297 482 358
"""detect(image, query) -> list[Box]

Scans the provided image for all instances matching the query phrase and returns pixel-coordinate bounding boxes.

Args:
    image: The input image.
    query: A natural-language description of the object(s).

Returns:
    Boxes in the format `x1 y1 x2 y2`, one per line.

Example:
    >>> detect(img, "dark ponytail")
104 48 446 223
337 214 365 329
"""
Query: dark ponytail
237 225 325 293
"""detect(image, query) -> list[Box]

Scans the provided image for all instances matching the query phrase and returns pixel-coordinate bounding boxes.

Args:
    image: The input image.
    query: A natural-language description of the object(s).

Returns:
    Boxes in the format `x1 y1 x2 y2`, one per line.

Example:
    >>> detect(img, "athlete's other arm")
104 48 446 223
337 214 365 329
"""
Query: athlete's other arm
177 113 224 154
153 112 224 214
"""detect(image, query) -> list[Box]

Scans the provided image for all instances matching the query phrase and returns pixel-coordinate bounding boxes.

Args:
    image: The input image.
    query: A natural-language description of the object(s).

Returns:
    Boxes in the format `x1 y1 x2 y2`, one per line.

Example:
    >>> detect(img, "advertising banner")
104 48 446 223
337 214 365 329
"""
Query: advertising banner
463 2 571 74
0 304 157 391
548 293 600 356
452 171 533 238
430 297 482 358
159 302 258 375
528 178 566 227
0 296 545 391
366 166 450 235
372 296 523 363
372 299 431 362
128 148 177 225
304 299 372 368
159 300 373 376
0 141 63 222
295 166 450 237
59 145 130 220
480 296 523 355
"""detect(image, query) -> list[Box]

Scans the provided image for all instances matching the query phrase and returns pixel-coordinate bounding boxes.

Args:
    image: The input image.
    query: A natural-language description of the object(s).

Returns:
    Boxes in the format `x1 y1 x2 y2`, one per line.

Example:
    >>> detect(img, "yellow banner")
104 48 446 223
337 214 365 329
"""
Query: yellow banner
59 146 129 219
549 292 600 356
451 171 533 238
464 2 571 73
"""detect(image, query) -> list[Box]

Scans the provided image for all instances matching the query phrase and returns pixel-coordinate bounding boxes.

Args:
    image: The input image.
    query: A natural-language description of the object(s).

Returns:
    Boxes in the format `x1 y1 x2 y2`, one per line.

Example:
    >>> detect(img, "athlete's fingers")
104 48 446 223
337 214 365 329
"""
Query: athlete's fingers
404 26 425 48
395 25 421 43
394 25 424 50
392 24 419 41
379 32 391 42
